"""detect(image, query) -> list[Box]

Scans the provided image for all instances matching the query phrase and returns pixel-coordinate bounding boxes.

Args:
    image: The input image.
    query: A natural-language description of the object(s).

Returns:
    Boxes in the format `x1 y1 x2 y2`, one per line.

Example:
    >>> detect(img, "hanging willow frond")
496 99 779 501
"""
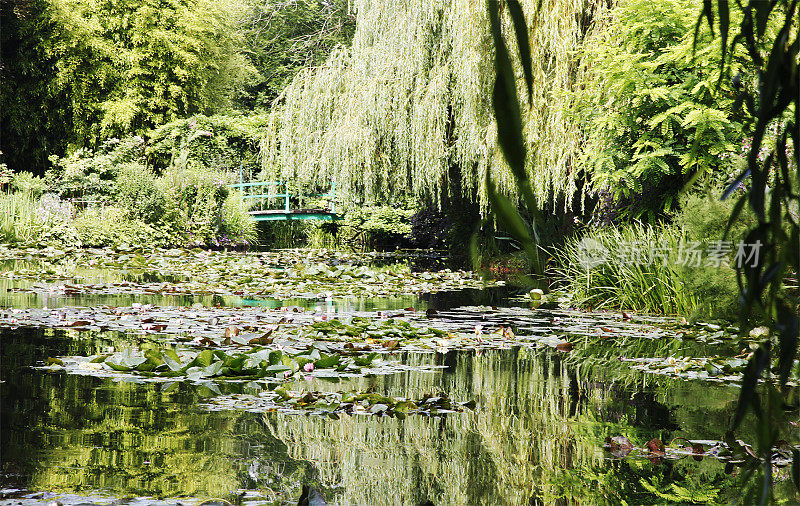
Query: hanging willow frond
260 0 611 211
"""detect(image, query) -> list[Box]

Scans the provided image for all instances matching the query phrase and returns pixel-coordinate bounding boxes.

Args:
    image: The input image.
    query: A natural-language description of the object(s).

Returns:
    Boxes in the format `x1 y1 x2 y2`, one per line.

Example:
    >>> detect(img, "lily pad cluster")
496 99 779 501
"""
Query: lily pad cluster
0 247 498 299
203 388 475 418
296 317 449 346
623 355 800 386
40 345 383 382
604 435 799 470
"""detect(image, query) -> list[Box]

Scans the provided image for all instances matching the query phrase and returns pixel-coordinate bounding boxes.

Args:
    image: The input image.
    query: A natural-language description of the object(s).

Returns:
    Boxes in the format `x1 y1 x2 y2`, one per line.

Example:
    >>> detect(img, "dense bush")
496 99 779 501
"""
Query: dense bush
74 206 154 248
0 192 81 247
553 224 697 316
343 205 414 249
578 0 748 222
672 190 757 320
28 122 257 249
554 188 759 320
146 114 266 175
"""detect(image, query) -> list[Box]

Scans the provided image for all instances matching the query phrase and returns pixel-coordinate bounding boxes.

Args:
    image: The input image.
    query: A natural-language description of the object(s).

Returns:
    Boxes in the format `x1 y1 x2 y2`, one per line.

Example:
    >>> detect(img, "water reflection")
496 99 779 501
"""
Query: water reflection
0 258 514 312
5 325 796 505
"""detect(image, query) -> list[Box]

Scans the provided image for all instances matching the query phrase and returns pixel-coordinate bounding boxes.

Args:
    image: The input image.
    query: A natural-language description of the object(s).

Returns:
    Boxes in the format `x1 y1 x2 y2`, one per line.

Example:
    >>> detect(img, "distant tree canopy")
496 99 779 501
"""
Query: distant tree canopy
258 0 762 213
0 0 355 174
0 0 766 218
237 0 356 109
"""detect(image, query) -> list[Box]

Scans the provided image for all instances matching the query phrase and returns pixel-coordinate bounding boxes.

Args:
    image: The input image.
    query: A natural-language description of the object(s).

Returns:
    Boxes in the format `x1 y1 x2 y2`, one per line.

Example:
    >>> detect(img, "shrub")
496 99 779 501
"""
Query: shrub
45 137 146 199
74 206 154 248
116 163 165 224
552 224 698 316
220 191 257 247
553 191 759 321
146 114 266 175
343 205 414 249
158 165 234 246
11 172 47 197
672 191 757 320
0 192 40 244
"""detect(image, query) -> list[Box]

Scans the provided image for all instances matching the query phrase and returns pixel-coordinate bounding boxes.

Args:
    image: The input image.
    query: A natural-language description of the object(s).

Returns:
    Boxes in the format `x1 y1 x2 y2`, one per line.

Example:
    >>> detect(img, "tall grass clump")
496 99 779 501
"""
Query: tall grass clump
0 192 40 243
221 191 257 247
553 224 699 316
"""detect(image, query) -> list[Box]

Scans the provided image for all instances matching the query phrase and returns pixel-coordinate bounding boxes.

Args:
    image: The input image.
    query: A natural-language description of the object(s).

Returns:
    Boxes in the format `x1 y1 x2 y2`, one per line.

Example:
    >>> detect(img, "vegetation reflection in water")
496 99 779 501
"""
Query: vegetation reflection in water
5 324 799 504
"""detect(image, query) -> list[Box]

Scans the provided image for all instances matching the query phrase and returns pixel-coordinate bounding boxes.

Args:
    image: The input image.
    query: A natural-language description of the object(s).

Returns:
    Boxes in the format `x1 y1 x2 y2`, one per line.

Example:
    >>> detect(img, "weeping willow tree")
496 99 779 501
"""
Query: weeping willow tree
260 0 611 210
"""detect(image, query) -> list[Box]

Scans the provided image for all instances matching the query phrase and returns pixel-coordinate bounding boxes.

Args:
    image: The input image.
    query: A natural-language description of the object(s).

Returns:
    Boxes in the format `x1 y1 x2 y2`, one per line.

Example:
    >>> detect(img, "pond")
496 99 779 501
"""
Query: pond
0 248 797 505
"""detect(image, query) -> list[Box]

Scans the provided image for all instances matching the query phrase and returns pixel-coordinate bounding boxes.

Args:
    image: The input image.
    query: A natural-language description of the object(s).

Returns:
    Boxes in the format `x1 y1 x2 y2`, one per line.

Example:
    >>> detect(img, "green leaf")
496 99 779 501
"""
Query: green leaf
776 302 798 386
162 354 185 372
733 346 768 429
506 0 534 101
718 0 729 67
353 352 378 366
268 350 283 365
314 354 340 369
486 176 541 274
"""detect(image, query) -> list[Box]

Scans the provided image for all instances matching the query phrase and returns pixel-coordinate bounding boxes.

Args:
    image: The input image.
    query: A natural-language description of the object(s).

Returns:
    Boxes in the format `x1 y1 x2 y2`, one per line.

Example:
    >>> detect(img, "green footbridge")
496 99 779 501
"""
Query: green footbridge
229 180 341 221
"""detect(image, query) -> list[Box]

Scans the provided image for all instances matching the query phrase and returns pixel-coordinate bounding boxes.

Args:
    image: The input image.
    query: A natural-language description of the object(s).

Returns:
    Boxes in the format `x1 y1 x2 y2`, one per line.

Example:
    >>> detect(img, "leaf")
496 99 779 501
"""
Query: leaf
487 0 526 179
268 350 283 365
754 1 776 38
605 436 633 458
733 346 768 429
314 354 340 369
506 0 533 101
776 303 798 386
249 333 274 345
193 349 215 368
203 361 224 377
353 352 378 366
370 403 389 414
274 387 290 401
485 176 541 273
718 0 730 67
691 442 704 461
163 354 185 372
721 169 750 200
556 341 573 352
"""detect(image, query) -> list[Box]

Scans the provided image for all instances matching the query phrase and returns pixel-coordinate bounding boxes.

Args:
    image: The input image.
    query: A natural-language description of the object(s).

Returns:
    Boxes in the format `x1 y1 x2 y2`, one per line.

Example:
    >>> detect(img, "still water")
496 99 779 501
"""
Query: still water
0 258 796 504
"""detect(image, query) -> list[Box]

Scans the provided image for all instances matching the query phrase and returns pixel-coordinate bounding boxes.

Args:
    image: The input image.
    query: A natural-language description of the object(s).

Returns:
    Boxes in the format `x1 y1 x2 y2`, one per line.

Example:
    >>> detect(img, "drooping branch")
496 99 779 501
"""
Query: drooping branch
260 0 611 211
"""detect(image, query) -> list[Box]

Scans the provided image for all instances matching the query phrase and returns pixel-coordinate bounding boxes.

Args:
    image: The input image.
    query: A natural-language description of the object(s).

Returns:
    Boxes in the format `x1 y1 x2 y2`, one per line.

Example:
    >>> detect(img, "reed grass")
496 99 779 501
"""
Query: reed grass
552 224 699 316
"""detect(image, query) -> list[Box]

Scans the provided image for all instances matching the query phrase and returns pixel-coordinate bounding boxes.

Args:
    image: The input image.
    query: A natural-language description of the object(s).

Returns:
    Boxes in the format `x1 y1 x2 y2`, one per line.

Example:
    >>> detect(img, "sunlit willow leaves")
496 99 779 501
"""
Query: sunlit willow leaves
260 0 611 210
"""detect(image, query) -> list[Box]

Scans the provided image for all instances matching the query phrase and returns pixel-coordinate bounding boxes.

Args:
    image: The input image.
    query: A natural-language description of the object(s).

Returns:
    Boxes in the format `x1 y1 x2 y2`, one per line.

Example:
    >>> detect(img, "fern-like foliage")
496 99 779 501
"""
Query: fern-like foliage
576 0 748 222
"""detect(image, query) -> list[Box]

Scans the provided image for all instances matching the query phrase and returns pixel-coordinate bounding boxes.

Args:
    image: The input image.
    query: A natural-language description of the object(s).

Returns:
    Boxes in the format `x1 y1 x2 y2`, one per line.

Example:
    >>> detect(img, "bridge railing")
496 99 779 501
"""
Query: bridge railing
229 181 290 212
228 180 337 214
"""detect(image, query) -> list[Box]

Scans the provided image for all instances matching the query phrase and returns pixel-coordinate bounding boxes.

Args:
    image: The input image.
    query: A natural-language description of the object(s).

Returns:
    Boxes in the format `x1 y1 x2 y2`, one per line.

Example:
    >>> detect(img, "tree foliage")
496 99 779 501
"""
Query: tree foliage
694 0 798 503
260 0 610 209
576 0 750 221
0 0 253 173
237 0 356 109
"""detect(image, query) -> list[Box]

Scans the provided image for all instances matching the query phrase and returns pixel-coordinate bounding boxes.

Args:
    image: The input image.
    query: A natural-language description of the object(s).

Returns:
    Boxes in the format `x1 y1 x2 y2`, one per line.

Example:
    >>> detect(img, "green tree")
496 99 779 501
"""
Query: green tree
0 0 253 173
237 0 356 109
577 0 749 222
